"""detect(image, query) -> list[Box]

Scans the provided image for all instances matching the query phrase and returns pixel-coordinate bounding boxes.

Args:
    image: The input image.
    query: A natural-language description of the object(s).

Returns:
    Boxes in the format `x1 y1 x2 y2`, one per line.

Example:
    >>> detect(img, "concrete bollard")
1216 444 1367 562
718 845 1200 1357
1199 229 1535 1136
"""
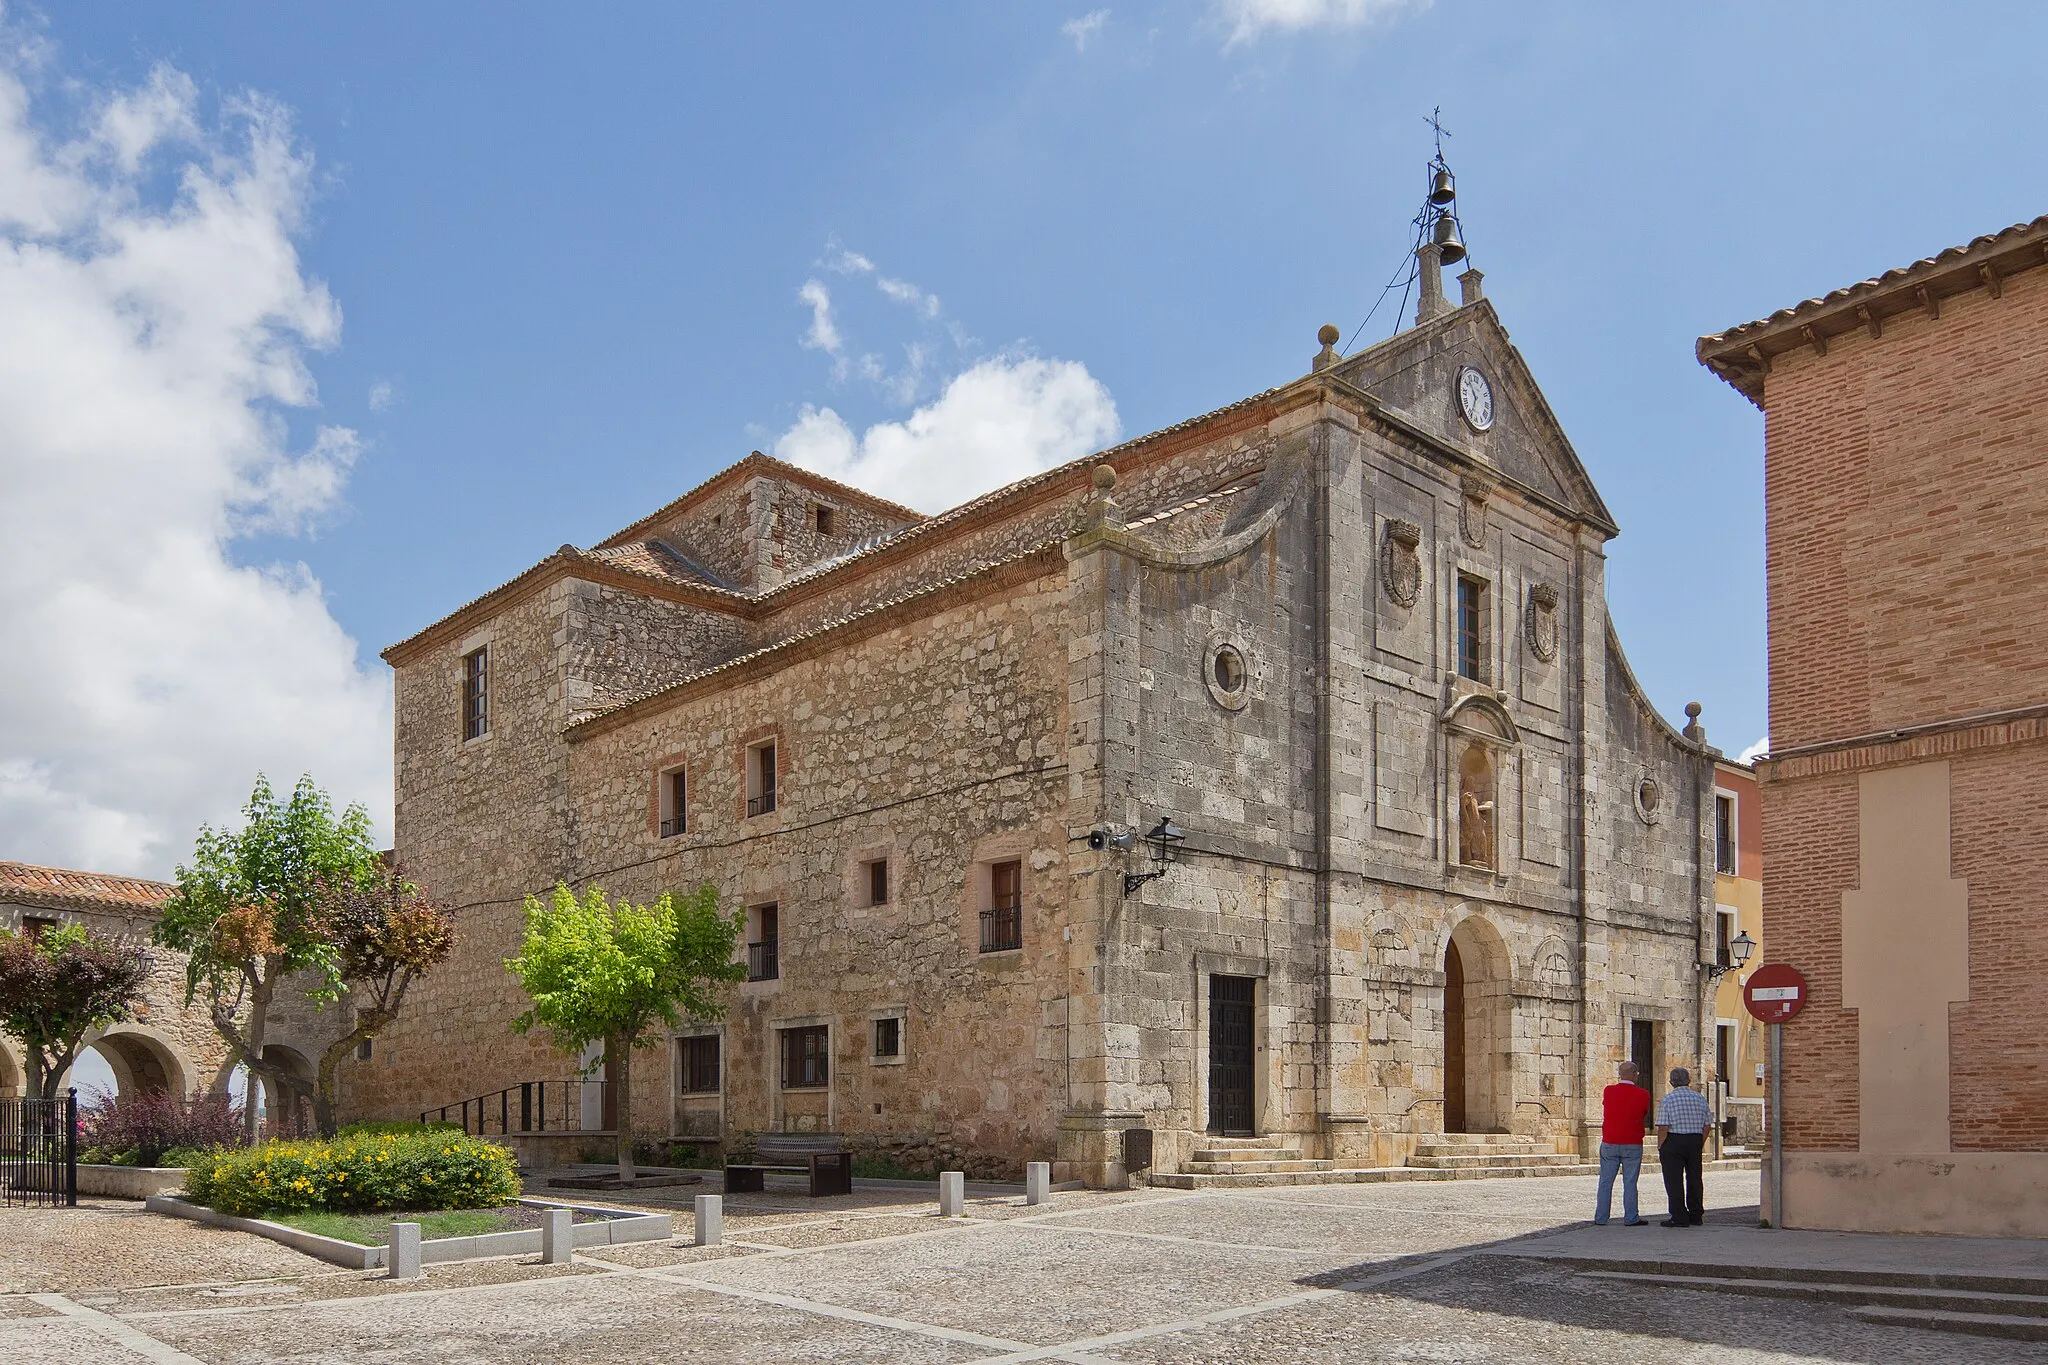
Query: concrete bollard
938 1170 965 1217
1025 1161 1051 1206
540 1206 574 1264
387 1221 422 1280
694 1193 723 1247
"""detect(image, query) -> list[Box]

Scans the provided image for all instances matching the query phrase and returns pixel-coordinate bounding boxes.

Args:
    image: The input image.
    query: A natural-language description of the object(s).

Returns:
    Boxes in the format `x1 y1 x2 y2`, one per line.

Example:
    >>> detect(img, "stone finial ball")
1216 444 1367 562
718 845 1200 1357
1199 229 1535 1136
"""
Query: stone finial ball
1092 464 1117 491
1685 701 1702 720
1318 323 1341 347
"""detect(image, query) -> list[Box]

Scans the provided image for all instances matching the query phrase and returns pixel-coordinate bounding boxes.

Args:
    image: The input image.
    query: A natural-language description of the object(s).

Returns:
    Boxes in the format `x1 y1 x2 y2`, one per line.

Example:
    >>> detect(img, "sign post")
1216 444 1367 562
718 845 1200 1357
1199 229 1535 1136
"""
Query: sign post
1744 964 1808 1229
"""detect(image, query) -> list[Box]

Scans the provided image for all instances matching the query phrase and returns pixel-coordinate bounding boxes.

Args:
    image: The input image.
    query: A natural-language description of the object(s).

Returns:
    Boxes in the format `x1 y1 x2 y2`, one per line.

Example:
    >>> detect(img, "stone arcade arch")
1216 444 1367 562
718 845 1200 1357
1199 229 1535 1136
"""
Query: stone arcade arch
1441 914 1514 1135
0 1038 23 1097
260 1044 317 1136
74 1026 195 1100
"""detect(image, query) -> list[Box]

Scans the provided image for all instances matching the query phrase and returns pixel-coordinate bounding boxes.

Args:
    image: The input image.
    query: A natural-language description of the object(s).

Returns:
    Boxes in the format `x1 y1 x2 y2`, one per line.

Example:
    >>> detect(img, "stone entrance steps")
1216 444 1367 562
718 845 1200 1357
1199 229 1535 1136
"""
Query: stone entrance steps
1576 1267 2048 1344
1408 1134 1581 1172
1148 1135 1759 1190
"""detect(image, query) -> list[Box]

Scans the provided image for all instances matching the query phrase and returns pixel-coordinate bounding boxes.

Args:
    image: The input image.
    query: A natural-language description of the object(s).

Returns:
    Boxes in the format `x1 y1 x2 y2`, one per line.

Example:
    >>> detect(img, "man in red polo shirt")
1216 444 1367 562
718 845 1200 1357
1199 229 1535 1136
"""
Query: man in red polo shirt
1593 1060 1652 1225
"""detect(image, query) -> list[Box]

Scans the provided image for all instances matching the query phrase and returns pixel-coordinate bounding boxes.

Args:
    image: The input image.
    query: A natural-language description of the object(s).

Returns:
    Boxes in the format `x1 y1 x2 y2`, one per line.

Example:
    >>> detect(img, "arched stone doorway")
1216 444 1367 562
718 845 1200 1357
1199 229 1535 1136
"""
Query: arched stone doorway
260 1045 317 1137
1442 915 1514 1134
0 1039 23 1098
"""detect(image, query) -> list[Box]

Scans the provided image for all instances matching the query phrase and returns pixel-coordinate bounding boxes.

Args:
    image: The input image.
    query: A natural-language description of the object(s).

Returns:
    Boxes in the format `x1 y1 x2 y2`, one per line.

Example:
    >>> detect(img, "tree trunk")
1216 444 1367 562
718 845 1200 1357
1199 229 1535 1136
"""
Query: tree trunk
239 967 275 1144
609 1033 634 1183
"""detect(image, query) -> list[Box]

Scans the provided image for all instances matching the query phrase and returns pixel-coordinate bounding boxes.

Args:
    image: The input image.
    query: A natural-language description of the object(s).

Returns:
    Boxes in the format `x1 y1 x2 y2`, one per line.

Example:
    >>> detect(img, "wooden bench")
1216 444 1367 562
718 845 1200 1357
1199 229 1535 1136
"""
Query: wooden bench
724 1133 854 1197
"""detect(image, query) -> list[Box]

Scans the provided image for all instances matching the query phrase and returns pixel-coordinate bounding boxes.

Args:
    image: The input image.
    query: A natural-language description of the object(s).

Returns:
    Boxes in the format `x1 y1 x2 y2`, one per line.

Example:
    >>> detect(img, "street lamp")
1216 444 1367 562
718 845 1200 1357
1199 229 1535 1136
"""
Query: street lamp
1703 928 1756 982
1123 817 1186 896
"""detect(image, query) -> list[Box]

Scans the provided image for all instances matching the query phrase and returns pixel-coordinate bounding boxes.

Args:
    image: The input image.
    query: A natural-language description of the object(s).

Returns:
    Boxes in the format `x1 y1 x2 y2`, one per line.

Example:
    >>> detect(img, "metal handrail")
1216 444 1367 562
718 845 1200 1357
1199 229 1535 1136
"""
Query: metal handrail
421 1078 611 1136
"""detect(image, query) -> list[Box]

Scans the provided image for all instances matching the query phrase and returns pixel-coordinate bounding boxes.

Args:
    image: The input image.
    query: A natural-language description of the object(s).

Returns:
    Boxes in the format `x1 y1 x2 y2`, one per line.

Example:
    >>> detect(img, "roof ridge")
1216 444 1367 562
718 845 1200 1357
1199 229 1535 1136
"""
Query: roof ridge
593 451 926 551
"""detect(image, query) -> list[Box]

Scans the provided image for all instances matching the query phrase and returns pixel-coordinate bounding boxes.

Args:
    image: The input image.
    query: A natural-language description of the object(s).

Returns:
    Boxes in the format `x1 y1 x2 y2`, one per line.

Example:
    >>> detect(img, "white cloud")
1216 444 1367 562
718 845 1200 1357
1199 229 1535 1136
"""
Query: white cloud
774 354 1120 514
1738 735 1770 763
876 274 941 320
1062 10 1110 52
1216 0 1429 44
797 278 841 355
367 379 394 411
0 44 390 878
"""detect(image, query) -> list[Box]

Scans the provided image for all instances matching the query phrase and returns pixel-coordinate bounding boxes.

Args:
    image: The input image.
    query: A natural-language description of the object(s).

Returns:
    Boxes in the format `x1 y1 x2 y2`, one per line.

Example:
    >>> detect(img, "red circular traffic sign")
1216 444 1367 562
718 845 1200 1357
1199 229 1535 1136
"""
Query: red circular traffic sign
1744 963 1809 1024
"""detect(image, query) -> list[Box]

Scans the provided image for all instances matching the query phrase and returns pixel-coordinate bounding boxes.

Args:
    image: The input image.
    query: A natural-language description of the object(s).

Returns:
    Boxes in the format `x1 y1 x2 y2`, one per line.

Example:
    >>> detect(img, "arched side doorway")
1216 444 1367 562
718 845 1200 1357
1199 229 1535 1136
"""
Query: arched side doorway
88 1030 194 1098
1442 915 1514 1134
261 1045 317 1137
0 1038 23 1098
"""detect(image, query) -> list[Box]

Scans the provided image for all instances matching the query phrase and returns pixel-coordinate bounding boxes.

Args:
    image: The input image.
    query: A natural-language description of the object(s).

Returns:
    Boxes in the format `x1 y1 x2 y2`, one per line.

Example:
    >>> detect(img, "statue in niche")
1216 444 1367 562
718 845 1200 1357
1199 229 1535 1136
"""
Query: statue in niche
1459 744 1496 869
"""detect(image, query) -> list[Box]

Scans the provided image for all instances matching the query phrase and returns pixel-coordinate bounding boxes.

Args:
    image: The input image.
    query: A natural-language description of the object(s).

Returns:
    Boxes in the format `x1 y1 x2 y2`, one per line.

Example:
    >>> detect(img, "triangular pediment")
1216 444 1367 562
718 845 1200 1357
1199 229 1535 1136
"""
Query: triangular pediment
1329 300 1617 537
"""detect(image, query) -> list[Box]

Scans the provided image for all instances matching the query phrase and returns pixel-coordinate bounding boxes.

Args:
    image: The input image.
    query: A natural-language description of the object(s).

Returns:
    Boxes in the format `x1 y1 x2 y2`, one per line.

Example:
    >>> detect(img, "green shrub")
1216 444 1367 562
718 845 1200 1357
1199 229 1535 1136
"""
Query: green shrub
185 1130 519 1217
335 1120 463 1139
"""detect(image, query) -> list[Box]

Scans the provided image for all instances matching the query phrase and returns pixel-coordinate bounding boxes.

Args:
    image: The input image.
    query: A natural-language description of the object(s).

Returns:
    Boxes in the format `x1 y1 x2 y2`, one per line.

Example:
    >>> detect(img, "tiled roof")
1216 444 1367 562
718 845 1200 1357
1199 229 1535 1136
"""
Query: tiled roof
0 861 174 916
1697 213 2048 406
593 452 926 551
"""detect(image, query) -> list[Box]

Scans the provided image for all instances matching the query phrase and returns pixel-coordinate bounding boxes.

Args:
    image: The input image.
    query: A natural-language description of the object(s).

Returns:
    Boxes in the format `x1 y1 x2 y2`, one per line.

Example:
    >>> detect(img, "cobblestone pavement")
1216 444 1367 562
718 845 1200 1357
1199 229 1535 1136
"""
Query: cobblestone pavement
2 1169 2040 1363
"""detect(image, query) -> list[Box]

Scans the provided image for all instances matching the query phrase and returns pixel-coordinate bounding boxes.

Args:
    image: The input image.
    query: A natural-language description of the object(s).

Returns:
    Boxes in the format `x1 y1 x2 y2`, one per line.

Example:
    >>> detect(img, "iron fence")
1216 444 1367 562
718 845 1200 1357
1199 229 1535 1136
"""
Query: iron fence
423 1079 611 1136
1 1090 78 1208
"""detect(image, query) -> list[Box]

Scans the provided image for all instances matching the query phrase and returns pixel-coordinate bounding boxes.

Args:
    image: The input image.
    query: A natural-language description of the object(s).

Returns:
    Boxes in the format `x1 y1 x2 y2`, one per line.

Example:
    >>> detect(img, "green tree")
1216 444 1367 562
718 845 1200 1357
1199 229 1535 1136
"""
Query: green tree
507 883 744 1182
155 774 381 1142
306 860 456 1138
0 924 154 1101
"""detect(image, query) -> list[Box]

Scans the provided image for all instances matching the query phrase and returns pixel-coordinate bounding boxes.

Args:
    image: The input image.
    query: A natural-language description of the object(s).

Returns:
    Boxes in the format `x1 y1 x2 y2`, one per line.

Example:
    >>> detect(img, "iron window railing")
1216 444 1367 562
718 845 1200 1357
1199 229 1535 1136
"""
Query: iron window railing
659 815 685 838
747 792 776 817
979 906 1023 953
748 939 779 981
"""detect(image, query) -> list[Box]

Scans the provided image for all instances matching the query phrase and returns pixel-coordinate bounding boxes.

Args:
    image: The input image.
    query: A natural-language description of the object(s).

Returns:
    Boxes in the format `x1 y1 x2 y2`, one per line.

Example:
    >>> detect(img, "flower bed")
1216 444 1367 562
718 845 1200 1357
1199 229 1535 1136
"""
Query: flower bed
184 1129 521 1217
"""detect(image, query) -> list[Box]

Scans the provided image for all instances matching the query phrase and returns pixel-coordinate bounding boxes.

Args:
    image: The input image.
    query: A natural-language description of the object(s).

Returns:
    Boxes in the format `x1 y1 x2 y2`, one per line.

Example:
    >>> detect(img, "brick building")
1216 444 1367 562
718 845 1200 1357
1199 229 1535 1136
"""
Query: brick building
1699 213 2048 1236
362 239 1722 1187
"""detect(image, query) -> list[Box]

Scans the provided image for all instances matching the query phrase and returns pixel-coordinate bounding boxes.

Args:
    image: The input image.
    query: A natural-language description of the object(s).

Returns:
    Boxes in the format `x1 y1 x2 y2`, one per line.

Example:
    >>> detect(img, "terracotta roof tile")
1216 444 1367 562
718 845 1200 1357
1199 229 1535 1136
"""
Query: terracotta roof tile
1 861 174 916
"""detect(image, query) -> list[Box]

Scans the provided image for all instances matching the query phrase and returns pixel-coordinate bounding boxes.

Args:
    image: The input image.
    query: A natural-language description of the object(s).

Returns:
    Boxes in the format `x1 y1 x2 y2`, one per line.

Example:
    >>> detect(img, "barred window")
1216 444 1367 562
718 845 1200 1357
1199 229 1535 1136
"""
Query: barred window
873 1016 901 1059
678 1034 720 1094
780 1025 828 1088
461 646 490 740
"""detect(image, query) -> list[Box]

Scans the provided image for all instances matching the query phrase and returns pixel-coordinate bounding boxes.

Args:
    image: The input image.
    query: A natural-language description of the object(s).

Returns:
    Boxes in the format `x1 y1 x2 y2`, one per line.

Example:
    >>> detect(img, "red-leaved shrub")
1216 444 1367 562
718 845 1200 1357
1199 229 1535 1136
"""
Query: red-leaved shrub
79 1089 243 1166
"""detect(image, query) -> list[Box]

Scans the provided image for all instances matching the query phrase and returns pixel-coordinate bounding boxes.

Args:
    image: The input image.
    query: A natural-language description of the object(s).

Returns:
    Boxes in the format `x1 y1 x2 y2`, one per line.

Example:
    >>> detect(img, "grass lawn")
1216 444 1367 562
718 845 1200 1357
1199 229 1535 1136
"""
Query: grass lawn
265 1208 525 1245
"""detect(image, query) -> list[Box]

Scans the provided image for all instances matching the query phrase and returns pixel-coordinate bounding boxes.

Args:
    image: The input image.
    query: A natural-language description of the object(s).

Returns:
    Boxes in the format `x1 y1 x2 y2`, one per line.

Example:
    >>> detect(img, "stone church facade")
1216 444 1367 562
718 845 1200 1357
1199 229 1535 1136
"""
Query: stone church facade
360 246 1719 1186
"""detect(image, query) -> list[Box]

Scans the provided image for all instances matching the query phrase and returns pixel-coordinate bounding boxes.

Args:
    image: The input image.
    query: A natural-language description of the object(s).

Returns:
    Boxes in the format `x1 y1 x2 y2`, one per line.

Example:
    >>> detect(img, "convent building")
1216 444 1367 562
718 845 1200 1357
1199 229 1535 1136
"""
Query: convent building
358 234 1724 1187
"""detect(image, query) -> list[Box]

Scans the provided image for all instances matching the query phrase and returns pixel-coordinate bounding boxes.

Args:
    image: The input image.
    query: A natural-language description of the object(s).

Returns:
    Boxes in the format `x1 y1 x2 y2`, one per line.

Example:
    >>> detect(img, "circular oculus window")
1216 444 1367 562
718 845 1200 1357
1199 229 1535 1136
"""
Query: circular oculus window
1633 774 1663 825
1207 643 1249 710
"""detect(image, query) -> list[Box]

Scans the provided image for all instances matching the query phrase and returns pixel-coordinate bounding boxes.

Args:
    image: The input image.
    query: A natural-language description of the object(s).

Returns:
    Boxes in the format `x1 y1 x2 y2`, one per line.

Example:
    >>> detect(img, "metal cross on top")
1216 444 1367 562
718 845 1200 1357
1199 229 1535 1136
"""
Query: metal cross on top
1426 106 1453 162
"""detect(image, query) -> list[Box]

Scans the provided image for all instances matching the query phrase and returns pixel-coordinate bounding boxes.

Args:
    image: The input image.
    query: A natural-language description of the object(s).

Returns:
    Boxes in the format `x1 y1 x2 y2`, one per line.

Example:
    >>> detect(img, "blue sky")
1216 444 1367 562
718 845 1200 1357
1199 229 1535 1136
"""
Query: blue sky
7 1 2047 875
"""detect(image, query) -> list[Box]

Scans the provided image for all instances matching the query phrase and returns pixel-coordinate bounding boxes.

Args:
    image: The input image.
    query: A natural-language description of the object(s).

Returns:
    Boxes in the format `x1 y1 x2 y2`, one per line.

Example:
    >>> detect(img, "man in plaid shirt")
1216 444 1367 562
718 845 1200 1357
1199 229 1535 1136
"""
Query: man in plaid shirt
1655 1067 1712 1226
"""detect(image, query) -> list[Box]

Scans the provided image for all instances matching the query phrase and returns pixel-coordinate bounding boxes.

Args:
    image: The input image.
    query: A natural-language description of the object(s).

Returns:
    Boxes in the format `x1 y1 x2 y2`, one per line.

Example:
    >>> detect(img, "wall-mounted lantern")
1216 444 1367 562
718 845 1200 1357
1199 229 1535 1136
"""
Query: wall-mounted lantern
1703 929 1756 982
1123 817 1185 897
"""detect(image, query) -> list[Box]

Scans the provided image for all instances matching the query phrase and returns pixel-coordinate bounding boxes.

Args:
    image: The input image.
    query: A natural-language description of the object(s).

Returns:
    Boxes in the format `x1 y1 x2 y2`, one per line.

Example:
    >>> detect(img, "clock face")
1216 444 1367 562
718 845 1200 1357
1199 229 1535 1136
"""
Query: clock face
1458 366 1495 432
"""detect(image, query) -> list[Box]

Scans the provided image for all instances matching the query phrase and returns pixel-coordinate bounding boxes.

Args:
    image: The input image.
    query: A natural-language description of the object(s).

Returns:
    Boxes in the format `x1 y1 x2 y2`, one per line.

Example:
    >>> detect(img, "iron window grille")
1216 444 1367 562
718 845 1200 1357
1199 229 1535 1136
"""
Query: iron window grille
980 860 1023 953
873 1016 901 1059
660 768 687 838
747 742 777 817
748 904 779 981
461 646 490 740
780 1025 828 1088
1715 794 1737 875
678 1034 720 1093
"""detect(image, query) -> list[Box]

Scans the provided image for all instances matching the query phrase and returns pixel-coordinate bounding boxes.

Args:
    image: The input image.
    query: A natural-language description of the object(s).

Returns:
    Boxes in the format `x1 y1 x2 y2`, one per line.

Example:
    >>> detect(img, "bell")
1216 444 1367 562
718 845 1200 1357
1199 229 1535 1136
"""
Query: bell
1429 168 1456 206
1433 212 1466 264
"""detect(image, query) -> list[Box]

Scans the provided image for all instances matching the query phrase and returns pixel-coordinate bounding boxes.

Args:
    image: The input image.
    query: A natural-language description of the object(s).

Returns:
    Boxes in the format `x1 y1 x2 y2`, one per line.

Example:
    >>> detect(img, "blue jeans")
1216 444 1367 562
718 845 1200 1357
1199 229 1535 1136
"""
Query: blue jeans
1594 1142 1643 1224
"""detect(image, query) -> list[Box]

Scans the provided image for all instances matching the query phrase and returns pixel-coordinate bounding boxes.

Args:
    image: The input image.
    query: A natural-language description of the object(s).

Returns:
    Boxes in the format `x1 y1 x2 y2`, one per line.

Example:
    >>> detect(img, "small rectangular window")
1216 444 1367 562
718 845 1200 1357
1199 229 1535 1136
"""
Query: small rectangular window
748 904 779 982
867 858 889 906
747 740 777 817
1456 577 1487 683
356 1037 373 1062
678 1034 720 1093
1714 793 1737 875
981 860 1023 953
461 646 490 740
780 1025 829 1088
873 1016 901 1059
1716 908 1738 968
660 767 687 838
22 916 57 943
815 505 835 535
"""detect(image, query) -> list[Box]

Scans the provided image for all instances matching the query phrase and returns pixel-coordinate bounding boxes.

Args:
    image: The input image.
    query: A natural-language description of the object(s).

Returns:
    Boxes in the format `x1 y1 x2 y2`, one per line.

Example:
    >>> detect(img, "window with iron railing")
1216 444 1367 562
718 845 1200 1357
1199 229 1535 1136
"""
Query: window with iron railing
780 1025 828 1088
677 1034 720 1093
747 904 779 981
659 767 687 838
1714 793 1737 875
980 859 1023 953
746 740 777 816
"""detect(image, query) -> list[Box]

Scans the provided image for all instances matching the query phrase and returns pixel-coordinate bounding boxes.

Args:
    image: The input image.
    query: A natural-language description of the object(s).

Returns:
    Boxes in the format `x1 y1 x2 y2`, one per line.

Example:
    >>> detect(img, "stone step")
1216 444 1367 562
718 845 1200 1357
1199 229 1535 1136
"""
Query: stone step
1855 1306 2048 1342
1195 1136 1294 1148
1407 1152 1583 1169
1428 1133 1541 1146
1190 1148 1302 1164
1147 1156 1758 1192
1181 1159 1332 1175
1411 1142 1565 1158
1579 1271 2048 1320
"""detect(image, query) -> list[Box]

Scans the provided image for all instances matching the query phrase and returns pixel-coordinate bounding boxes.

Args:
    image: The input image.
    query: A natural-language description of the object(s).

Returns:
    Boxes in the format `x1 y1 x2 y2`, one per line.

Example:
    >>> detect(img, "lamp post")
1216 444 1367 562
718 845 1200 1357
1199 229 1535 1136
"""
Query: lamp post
1701 929 1755 1157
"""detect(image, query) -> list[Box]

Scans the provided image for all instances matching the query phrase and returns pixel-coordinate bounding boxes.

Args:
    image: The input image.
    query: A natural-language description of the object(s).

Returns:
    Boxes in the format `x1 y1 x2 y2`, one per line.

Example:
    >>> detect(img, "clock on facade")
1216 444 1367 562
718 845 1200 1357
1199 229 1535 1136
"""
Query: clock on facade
1457 366 1495 432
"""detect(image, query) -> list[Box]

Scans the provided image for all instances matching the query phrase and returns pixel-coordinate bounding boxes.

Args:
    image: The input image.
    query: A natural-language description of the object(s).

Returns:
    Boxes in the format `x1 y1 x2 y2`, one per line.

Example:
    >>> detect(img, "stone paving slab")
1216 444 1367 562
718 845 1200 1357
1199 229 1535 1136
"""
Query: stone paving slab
1109 1254 2046 1364
136 1270 987 1365
0 1200 327 1293
1493 1218 2048 1285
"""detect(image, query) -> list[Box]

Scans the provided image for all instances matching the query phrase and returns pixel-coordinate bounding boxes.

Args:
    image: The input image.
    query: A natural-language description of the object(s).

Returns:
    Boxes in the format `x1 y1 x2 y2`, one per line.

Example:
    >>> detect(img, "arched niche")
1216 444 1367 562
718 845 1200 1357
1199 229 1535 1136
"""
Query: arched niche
1444 693 1519 871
